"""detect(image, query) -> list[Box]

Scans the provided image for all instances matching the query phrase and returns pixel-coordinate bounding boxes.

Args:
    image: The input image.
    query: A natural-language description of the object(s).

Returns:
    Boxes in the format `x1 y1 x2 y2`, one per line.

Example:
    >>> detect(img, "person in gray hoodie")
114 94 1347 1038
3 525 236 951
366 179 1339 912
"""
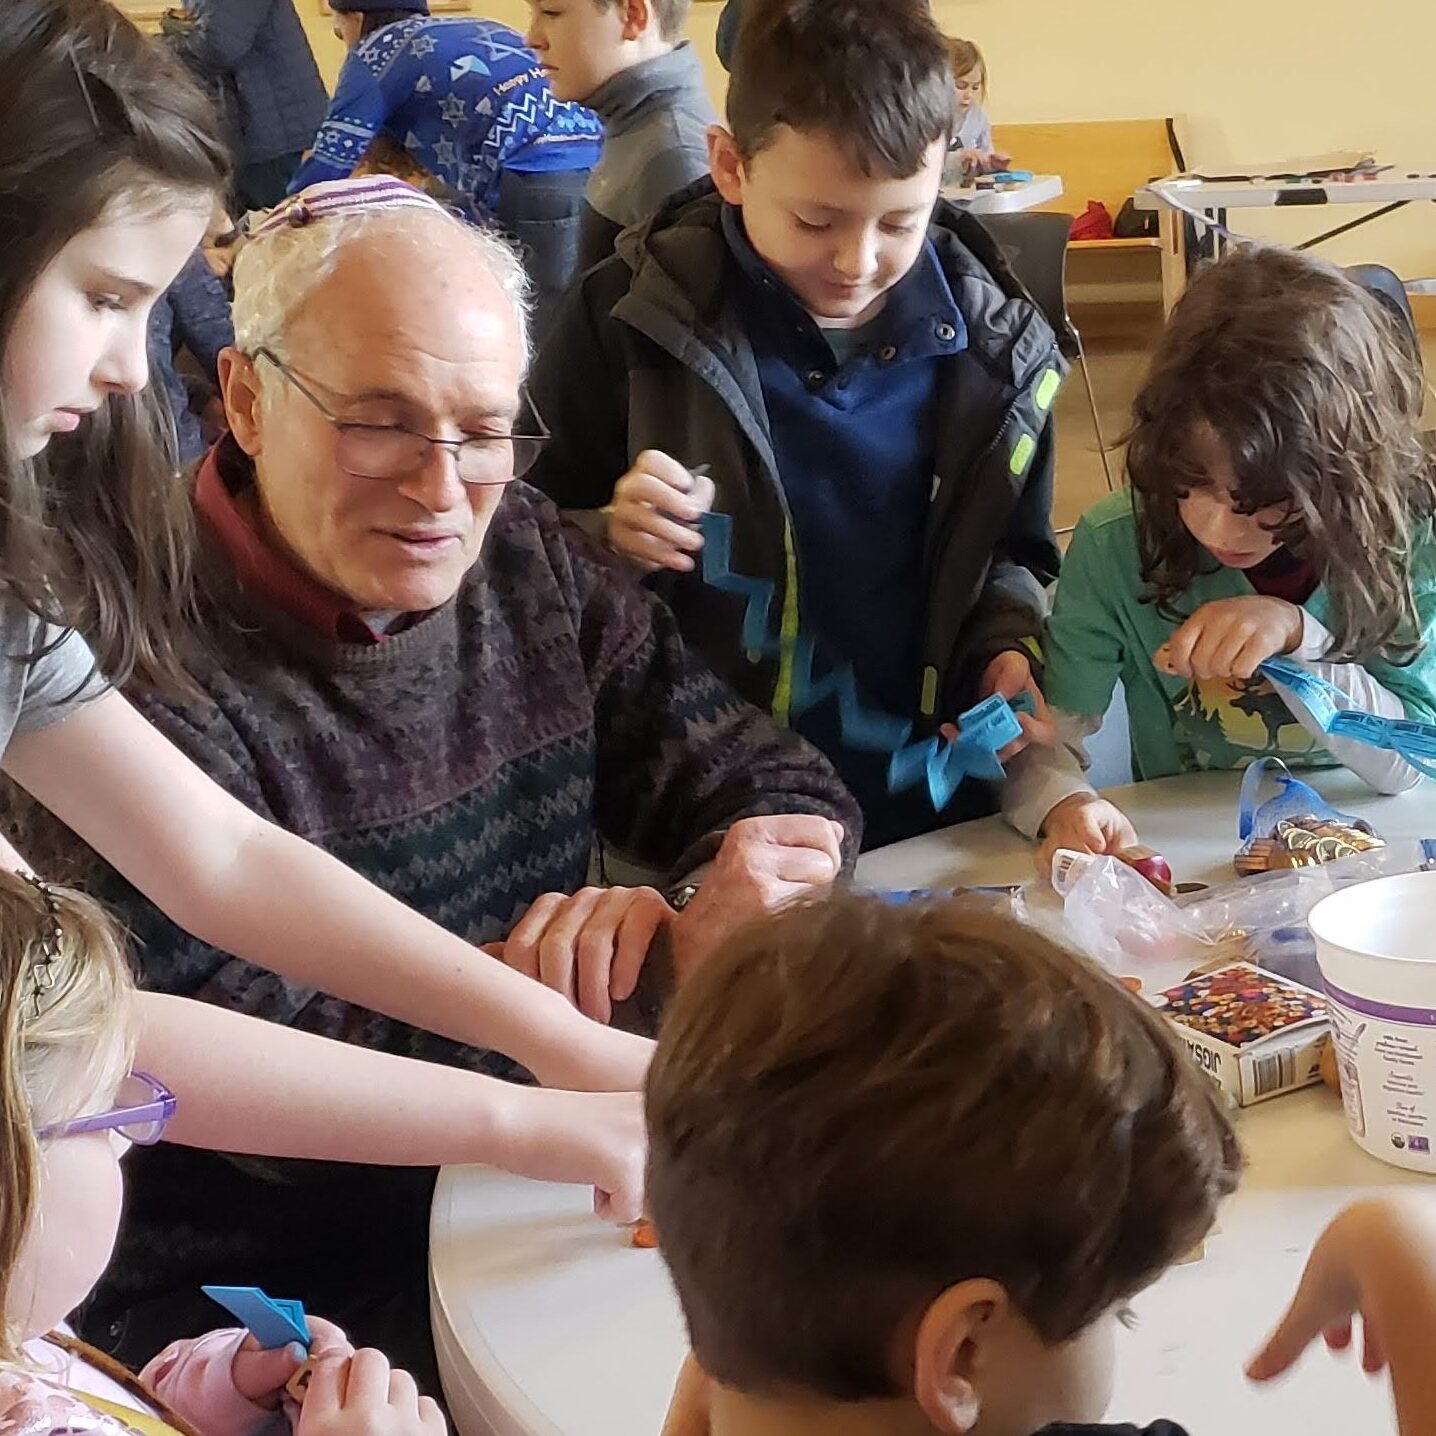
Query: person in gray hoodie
525 0 716 273
162 0 327 210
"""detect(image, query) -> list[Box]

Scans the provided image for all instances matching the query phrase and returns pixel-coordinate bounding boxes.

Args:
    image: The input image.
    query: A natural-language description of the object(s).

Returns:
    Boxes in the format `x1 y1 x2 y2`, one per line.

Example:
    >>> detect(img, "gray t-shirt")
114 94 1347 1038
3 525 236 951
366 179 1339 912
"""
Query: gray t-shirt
0 593 105 757
955 103 994 155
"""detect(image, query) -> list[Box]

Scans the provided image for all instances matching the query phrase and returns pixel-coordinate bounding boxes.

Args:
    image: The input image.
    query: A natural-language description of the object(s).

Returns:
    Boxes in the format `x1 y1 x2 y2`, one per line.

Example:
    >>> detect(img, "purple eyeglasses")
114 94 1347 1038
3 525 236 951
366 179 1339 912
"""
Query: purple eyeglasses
36 1072 176 1146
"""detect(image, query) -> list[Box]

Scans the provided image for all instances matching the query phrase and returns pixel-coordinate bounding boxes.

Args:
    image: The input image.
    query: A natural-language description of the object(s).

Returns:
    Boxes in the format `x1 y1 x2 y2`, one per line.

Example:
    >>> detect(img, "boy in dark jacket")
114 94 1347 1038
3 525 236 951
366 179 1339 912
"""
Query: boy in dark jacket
528 0 1064 848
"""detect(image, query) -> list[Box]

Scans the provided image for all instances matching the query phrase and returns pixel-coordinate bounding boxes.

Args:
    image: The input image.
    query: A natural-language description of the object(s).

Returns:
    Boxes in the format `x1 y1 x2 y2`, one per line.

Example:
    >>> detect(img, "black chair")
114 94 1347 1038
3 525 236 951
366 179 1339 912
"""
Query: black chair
977 210 1116 492
1345 263 1421 364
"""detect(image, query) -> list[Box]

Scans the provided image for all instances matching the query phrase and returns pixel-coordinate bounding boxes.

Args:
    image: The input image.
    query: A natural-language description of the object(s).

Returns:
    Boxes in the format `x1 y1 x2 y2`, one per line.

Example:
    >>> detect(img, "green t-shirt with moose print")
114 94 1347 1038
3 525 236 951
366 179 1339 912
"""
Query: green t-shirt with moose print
1043 491 1436 780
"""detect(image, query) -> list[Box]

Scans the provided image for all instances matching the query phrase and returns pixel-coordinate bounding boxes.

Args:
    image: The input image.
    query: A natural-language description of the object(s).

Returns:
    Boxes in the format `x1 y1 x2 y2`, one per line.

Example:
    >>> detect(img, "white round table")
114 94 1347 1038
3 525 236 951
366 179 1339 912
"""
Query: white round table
432 768 1436 1436
942 173 1065 214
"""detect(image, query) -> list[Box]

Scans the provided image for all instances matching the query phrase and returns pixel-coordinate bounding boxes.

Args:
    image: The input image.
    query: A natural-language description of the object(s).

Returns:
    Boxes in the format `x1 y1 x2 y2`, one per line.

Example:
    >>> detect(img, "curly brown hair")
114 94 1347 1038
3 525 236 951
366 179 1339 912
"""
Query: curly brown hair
1126 245 1436 663
646 891 1240 1400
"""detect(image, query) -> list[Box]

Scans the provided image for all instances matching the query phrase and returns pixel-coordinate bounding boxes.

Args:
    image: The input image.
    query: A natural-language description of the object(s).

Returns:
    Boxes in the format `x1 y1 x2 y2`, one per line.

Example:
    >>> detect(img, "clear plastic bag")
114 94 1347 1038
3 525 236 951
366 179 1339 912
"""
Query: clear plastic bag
1043 851 1209 992
1045 841 1436 994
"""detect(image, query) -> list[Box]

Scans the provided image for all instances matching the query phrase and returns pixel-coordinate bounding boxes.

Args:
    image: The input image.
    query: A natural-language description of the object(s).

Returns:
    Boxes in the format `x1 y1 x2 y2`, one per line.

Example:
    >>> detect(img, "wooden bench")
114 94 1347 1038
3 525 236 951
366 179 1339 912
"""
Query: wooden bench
990 118 1185 311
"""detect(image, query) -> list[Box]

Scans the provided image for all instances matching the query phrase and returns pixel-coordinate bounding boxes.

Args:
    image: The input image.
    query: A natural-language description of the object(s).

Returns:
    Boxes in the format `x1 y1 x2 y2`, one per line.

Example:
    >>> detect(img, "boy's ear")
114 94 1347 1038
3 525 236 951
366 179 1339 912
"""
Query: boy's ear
910 1281 1008 1436
218 347 264 458
708 126 745 205
620 0 653 41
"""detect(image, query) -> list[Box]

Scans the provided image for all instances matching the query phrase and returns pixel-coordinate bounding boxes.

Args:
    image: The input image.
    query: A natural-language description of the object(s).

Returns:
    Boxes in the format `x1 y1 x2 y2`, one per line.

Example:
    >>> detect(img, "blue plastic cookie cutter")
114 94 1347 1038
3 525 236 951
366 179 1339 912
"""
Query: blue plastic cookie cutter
1260 658 1436 780
202 1285 311 1350
697 510 1034 810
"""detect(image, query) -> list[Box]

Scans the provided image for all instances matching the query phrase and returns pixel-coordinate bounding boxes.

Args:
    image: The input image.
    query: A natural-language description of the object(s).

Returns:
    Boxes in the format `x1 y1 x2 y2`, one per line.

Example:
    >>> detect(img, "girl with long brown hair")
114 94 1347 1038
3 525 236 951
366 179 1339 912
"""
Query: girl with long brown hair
1005 245 1436 863
0 0 646 1241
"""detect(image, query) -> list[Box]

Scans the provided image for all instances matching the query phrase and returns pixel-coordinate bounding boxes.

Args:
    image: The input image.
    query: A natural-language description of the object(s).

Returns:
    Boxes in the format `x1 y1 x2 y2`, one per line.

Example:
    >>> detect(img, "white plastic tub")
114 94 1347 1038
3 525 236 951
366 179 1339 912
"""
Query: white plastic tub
1309 871 1436 1172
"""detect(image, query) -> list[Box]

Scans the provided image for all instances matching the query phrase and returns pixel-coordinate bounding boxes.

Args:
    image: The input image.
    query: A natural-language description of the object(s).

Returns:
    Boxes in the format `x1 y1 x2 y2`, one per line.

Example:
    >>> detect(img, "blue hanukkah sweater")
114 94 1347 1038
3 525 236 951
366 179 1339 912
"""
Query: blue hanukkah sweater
288 17 602 220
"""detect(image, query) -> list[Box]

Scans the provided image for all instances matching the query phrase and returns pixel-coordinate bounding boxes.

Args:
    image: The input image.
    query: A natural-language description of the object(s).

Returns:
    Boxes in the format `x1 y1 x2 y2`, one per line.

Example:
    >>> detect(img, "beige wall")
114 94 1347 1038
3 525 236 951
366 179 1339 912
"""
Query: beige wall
932 0 1436 277
298 0 1436 277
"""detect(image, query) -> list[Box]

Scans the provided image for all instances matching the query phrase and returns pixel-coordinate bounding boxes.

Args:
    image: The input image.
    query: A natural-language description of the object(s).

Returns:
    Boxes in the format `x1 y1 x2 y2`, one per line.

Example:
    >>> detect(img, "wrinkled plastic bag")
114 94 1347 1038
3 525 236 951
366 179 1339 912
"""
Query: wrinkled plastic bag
1038 851 1208 992
1042 840 1436 994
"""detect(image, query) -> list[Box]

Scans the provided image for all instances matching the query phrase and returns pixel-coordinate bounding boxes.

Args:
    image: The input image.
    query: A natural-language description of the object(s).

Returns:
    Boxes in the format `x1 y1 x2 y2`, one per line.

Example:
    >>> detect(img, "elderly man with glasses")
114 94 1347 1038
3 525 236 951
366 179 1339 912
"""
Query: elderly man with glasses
15 179 857 1395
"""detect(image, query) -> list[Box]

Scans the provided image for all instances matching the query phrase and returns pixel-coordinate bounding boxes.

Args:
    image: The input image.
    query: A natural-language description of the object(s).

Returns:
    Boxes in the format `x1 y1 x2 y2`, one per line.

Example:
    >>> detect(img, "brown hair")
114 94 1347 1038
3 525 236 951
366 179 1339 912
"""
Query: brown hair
1127 244 1436 663
0 874 135 1361
593 0 691 45
646 892 1241 1401
0 0 229 693
947 36 988 103
727 0 956 174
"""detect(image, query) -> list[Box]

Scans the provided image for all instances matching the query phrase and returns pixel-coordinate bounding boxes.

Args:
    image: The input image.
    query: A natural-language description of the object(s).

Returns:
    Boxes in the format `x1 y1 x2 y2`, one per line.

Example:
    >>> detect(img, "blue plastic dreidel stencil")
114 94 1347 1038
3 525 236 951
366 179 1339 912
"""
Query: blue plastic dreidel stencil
202 1285 311 1350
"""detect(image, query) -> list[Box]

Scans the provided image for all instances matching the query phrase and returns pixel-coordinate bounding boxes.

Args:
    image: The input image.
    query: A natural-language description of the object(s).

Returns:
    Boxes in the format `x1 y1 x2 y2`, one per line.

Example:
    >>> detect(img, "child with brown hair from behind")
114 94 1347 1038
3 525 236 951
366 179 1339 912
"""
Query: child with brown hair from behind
0 870 444 1436
647 890 1436 1436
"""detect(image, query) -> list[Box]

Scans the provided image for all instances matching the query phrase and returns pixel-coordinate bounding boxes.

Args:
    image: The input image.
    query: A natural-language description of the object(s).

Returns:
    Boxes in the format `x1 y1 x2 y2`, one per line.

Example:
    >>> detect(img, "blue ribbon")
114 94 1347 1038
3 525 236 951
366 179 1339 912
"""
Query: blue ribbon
1260 657 1436 780
698 512 1031 809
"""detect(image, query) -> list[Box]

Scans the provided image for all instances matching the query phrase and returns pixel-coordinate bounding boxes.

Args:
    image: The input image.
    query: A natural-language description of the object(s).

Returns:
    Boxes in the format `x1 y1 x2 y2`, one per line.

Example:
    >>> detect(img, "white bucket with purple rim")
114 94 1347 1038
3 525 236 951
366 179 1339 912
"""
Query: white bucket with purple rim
1309 871 1436 1173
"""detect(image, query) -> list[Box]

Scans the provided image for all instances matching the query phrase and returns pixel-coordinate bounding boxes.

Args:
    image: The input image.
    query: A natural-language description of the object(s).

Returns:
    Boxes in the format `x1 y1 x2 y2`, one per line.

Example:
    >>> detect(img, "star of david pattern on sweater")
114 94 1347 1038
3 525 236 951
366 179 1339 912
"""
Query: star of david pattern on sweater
288 16 601 218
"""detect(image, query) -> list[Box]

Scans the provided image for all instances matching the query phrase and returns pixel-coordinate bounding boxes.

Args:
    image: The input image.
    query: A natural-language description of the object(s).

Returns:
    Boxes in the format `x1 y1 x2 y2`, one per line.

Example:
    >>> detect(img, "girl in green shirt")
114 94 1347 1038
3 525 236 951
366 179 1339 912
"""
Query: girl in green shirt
1006 245 1436 867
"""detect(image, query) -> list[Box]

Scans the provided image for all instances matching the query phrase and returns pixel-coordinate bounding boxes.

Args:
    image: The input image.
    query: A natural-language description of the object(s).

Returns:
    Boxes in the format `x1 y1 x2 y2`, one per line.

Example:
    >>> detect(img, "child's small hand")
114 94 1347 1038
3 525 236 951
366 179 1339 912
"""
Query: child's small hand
1156 596 1304 681
974 652 1056 760
605 452 716 574
1249 1200 1436 1378
1251 1199 1436 1436
232 1319 351 1408
1036 794 1138 880
297 1350 446 1436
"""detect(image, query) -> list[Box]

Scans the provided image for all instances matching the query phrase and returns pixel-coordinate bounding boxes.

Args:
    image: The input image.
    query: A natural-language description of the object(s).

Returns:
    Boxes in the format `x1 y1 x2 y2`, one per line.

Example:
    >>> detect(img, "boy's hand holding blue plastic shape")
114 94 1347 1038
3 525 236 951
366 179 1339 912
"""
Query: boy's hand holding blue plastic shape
966 651 1055 761
605 451 716 574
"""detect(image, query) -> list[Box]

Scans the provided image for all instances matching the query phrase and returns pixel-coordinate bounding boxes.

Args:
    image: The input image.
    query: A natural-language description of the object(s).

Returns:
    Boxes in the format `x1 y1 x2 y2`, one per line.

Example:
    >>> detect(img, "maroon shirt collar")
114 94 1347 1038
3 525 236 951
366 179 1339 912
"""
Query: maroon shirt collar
194 438 387 645
1244 545 1318 607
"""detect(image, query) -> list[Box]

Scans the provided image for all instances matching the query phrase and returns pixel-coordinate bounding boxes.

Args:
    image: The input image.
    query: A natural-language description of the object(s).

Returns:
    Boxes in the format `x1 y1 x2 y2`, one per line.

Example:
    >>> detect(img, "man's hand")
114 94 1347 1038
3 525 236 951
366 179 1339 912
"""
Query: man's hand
1156 596 1304 682
605 452 716 574
231 1319 351 1409
975 651 1055 762
500 886 672 1024
1035 793 1138 881
297 1350 446 1436
670 816 845 980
